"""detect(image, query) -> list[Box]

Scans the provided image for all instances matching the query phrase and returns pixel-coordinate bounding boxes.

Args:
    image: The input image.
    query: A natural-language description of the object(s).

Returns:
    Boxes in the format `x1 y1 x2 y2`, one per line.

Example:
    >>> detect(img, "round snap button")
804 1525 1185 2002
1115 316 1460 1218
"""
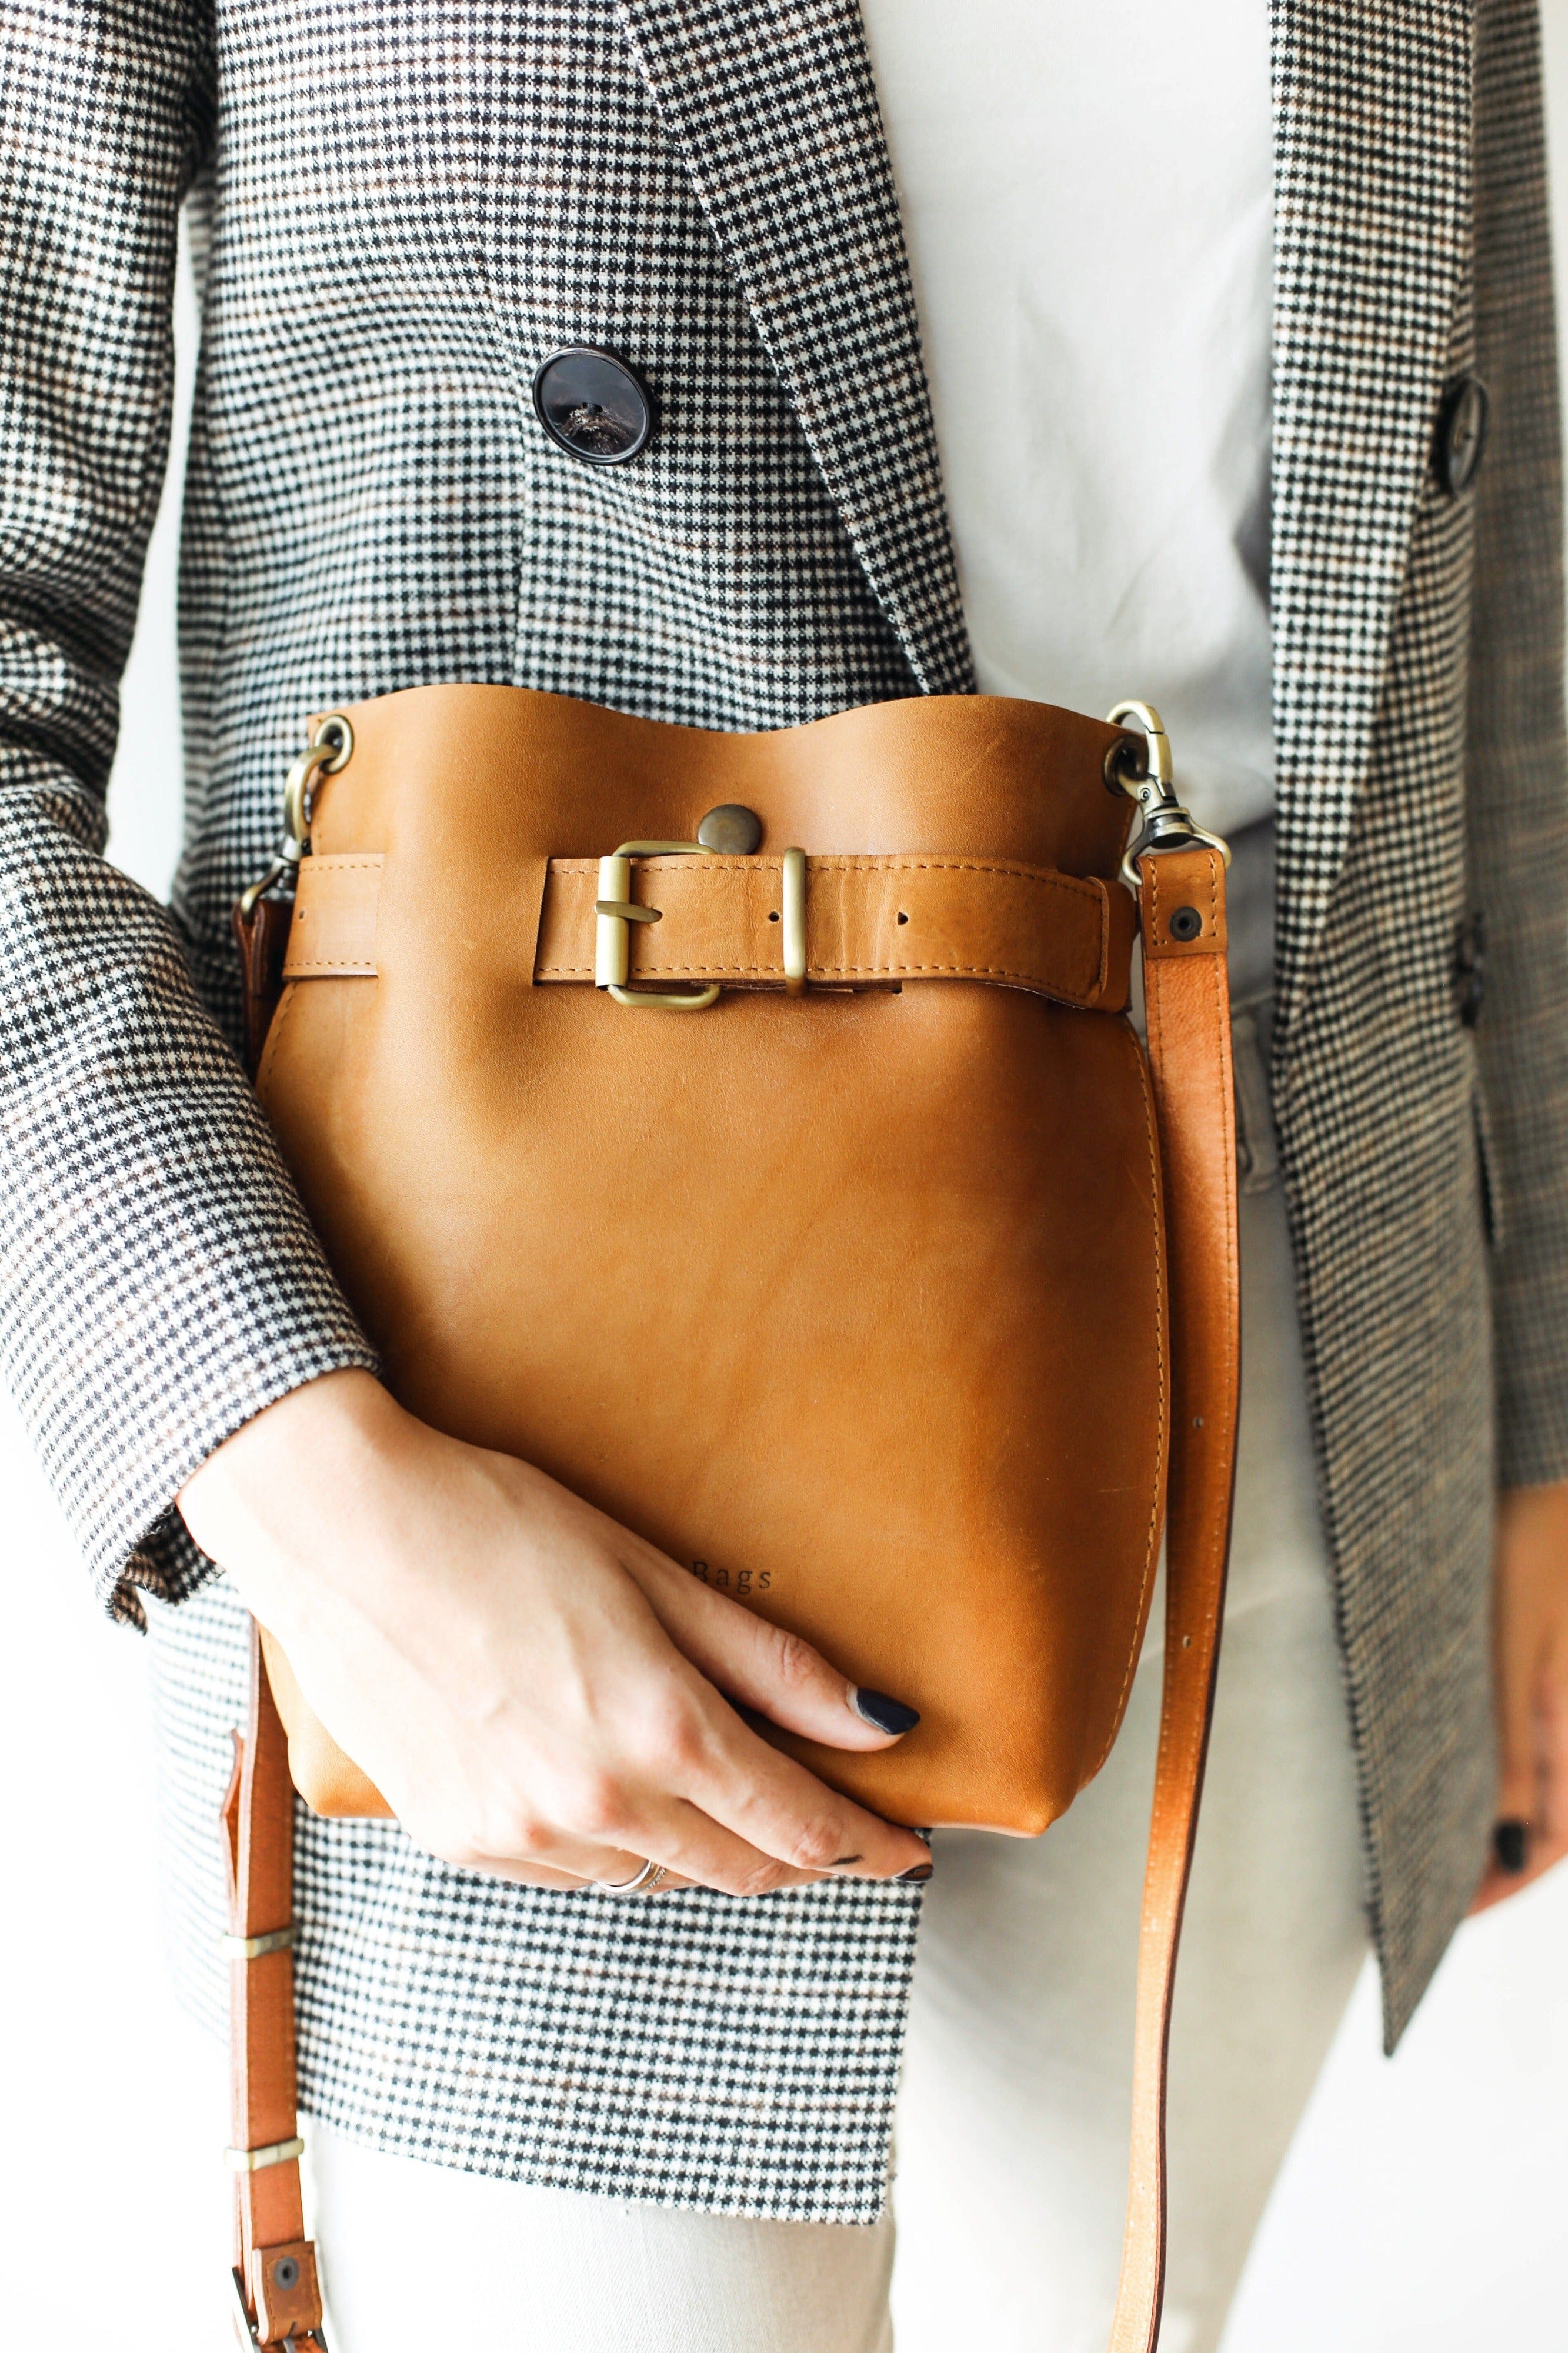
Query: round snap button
532 346 655 465
1169 905 1203 942
1434 374 1490 497
696 804 763 854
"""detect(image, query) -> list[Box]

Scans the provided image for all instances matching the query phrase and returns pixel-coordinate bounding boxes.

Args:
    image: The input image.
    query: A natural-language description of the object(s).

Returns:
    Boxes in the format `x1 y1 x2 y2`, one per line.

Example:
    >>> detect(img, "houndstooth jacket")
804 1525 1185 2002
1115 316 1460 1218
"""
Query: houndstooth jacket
3 0 1566 2221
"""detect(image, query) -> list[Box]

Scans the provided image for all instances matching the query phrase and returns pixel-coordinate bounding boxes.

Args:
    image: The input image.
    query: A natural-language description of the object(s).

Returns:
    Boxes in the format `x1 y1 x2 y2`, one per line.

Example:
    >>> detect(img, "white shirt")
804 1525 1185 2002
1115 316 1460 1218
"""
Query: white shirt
858 0 1276 841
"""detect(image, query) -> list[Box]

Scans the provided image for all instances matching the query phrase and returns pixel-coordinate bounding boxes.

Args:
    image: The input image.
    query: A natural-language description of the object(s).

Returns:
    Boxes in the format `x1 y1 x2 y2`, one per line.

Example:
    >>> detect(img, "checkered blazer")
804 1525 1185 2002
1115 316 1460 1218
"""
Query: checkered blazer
3 0 1566 2218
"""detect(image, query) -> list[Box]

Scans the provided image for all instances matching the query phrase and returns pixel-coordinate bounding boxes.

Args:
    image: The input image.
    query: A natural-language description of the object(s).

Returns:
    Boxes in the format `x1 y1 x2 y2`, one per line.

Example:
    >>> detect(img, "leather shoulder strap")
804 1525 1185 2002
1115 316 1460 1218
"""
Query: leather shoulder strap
222 1620 329 2349
1109 844 1241 2352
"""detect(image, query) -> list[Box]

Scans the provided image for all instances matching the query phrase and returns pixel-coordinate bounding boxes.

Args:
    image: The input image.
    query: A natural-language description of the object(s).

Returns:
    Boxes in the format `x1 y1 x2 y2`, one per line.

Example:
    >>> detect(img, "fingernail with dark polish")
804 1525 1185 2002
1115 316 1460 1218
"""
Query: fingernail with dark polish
896 1858 935 1884
853 1688 921 1735
1494 1818 1529 1874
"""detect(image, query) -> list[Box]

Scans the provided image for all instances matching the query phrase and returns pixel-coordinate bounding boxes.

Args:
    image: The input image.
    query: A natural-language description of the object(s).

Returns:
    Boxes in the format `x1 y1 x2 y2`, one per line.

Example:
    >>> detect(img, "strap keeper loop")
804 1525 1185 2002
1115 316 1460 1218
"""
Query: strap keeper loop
225 2136 306 2174
221 1924 296 1961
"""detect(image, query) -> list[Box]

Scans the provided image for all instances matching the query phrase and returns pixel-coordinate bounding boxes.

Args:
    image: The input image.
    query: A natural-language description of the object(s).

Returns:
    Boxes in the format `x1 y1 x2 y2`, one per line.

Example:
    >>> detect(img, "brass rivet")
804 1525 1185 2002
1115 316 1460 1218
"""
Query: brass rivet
696 803 763 854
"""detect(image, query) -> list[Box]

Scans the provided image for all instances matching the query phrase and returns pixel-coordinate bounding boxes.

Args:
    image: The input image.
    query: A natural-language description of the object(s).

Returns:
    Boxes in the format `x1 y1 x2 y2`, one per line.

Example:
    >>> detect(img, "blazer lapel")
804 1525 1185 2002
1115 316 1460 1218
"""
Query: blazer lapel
616 0 975 697
1272 0 1473 1031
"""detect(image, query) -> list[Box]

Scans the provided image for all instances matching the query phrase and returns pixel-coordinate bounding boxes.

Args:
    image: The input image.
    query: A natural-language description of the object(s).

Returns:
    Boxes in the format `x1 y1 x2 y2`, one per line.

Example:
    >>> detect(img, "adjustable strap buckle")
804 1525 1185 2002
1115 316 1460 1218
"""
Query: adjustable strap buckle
594 840 720 1008
1105 699 1231 891
593 840 809 1006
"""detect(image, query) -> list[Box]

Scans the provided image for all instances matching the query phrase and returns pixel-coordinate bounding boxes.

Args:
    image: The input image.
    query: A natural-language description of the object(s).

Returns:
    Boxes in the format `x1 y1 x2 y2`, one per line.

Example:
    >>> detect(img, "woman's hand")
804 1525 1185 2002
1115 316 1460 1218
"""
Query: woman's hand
179 1369 931 1898
1470 1479 1568 1914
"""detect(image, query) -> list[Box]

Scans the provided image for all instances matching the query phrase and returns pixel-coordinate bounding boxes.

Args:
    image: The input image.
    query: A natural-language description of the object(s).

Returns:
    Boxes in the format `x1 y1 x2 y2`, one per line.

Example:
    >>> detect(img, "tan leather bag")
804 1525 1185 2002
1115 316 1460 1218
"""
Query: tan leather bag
222 684 1238 2353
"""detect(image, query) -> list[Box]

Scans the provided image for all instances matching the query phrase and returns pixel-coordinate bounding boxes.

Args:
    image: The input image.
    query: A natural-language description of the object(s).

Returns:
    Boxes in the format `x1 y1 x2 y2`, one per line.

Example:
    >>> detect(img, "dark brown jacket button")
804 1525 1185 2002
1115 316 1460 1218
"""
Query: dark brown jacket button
1454 910 1487 1026
696 804 763 854
1434 374 1490 496
532 346 654 464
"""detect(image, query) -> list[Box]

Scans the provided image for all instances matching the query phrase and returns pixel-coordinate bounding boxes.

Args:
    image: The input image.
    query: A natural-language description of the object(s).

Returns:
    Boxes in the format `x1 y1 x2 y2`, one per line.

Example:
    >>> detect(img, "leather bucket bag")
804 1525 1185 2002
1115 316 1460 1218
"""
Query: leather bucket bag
223 682 1239 2353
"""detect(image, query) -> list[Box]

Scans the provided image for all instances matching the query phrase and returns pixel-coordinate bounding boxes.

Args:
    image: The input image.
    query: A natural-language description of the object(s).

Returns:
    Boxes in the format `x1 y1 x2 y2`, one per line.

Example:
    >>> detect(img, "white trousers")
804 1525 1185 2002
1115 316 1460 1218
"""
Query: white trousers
305 1174 1367 2353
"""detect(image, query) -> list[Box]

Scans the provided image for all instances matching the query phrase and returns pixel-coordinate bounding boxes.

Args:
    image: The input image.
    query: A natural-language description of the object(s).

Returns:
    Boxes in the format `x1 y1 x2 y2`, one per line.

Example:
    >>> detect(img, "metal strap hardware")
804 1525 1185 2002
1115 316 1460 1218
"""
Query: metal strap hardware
238 714 355 918
1105 699 1231 889
595 841 722 1009
780 846 807 996
221 1924 296 1962
225 2136 307 2174
229 2266 266 2350
595 838 813 1005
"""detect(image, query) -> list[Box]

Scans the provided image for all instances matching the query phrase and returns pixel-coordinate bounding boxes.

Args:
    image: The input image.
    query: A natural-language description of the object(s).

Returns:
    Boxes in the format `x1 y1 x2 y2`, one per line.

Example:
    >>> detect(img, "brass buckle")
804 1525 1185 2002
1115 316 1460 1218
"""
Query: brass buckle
594 840 808 1007
1105 699 1230 891
595 841 720 1009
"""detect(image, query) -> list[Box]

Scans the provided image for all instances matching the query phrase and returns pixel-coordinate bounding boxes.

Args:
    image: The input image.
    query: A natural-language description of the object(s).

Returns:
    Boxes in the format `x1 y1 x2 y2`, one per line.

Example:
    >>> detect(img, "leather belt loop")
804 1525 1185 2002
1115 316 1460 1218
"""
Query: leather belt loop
1109 844 1240 2353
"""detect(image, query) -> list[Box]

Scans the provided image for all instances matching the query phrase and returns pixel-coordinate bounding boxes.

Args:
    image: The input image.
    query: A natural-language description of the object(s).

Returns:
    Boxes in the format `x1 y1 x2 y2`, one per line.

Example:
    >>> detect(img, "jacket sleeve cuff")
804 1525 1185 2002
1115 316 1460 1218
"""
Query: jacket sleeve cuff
99 1336 381 1628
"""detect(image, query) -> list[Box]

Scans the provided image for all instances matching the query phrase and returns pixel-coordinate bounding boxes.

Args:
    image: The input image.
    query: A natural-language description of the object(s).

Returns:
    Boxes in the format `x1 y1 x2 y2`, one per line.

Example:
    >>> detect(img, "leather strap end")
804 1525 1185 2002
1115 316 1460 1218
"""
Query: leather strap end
1138 847 1229 962
249 2239 325 2344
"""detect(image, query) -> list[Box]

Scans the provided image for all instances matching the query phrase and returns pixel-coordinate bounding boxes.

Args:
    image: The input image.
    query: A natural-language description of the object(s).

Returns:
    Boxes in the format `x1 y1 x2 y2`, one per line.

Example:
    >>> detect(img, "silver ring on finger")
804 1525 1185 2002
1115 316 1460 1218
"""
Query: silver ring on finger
594 1857 668 1897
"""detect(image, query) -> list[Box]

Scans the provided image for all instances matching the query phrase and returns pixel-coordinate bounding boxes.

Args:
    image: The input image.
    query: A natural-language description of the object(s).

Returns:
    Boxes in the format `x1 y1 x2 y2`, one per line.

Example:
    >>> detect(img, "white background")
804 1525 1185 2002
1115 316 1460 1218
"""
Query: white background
9 21 1568 2348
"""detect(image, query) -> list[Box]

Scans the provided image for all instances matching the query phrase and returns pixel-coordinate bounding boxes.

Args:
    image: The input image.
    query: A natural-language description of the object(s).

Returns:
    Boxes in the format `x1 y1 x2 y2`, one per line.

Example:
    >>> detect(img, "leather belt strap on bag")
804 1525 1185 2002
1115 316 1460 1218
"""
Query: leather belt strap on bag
282 846 1138 1009
226 692 1239 2353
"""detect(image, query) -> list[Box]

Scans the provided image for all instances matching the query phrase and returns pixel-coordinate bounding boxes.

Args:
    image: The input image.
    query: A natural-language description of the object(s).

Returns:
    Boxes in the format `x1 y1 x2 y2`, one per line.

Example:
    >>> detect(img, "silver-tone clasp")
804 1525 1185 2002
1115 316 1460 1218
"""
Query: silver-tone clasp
595 841 721 1009
1105 699 1230 892
238 713 355 918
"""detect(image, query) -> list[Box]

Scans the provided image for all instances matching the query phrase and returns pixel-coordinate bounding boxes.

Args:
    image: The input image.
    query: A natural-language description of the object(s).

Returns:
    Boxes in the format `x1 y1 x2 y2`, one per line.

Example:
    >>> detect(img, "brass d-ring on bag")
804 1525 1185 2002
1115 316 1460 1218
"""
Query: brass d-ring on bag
223 683 1238 2353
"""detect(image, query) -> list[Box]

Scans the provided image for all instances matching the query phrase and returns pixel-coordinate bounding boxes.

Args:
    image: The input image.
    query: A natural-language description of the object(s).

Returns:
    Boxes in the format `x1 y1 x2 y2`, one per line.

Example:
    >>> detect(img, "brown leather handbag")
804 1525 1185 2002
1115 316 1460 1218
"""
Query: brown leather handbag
222 683 1238 2353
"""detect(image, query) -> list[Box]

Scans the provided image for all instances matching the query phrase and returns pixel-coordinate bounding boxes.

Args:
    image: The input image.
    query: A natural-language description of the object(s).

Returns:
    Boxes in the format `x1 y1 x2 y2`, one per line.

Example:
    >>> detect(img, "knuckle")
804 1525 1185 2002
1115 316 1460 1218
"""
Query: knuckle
555 1769 628 1844
768 1628 822 1694
725 1856 793 1898
641 1695 710 1779
788 1811 849 1875
468 1797 551 1860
